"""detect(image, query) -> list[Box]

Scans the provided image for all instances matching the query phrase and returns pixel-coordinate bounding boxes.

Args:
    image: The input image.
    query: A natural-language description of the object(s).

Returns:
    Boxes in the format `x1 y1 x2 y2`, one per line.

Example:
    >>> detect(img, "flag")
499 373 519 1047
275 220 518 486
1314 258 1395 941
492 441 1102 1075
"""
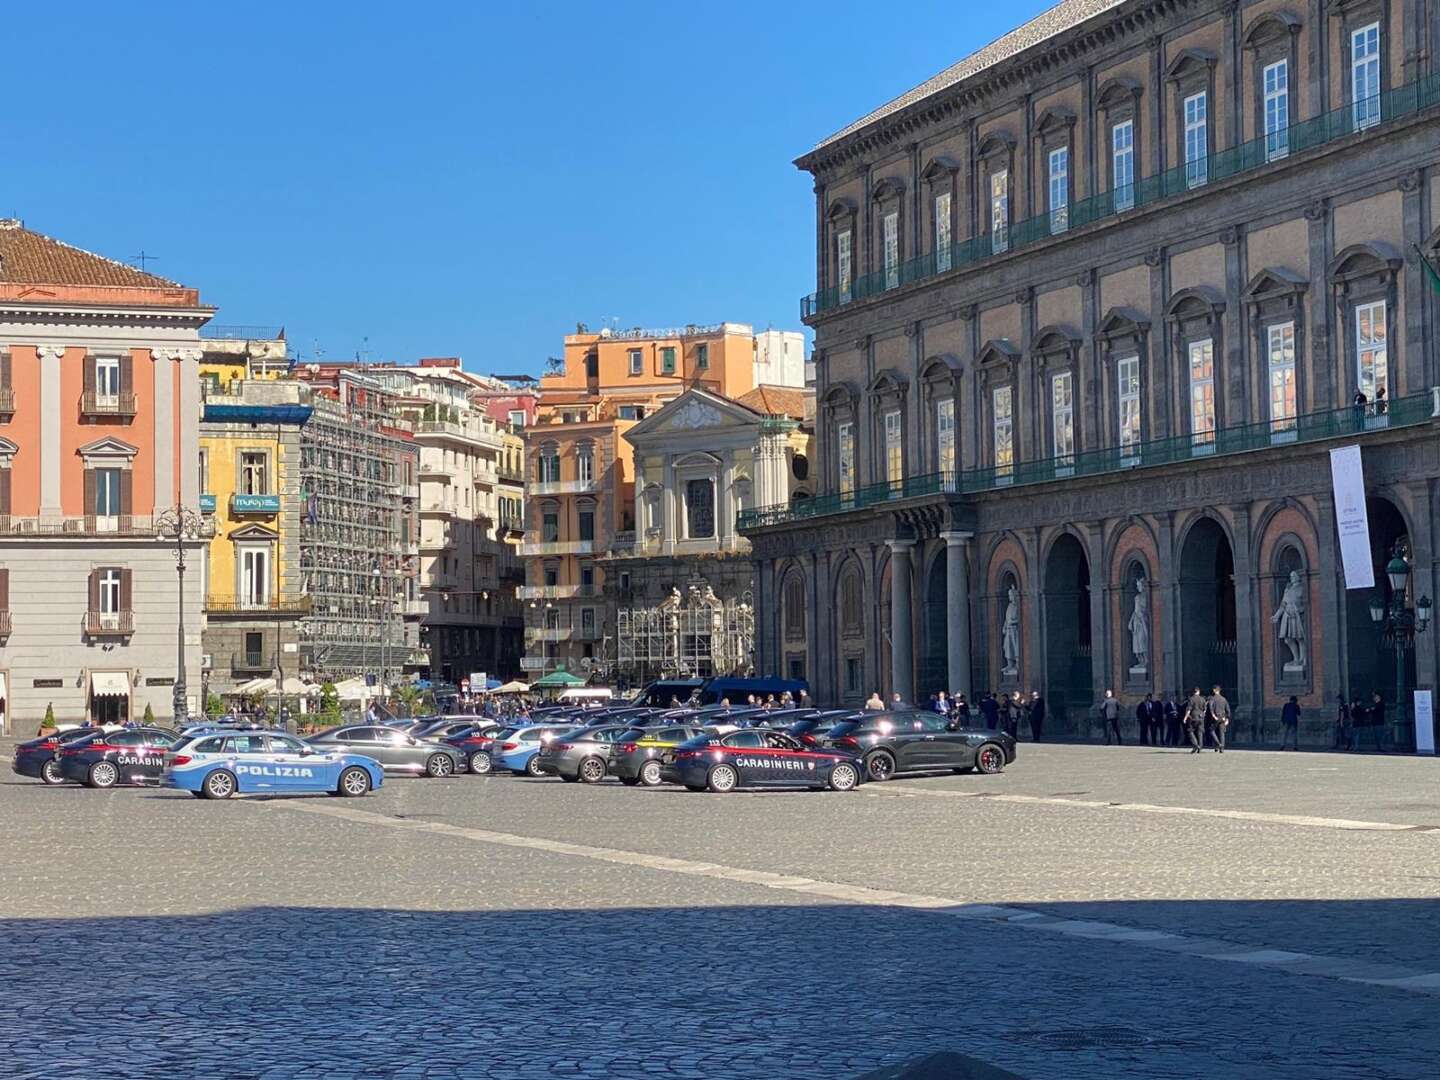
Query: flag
1416 245 1440 295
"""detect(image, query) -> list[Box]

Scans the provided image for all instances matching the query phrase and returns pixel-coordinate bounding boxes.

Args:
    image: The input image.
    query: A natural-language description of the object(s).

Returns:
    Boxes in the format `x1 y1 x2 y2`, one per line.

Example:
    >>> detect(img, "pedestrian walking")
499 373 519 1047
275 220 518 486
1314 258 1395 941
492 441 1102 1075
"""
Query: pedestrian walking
798 689 811 708
979 691 999 730
1333 693 1354 750
1099 689 1122 744
1027 690 1045 742
1135 693 1157 746
1280 695 1301 750
1369 691 1387 750
891 691 906 709
1184 687 1206 752
1207 685 1231 752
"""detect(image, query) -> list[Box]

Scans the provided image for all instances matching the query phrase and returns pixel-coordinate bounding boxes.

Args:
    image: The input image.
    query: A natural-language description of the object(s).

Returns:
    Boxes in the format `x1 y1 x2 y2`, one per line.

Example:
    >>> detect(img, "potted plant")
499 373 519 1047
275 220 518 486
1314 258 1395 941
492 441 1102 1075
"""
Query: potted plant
204 693 225 720
142 703 155 724
37 702 56 737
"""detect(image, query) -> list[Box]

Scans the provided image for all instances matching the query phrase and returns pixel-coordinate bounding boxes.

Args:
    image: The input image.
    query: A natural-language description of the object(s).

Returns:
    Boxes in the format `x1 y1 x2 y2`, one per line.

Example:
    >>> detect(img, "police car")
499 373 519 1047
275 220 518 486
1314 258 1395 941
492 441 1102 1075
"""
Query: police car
164 731 384 799
11 727 103 784
659 729 864 793
55 727 182 788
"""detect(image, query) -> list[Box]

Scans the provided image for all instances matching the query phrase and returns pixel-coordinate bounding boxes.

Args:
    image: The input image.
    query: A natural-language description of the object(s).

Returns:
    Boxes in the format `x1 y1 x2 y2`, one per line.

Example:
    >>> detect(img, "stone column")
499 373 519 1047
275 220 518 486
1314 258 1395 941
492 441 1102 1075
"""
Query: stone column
38 345 63 522
1230 502 1261 735
719 461 736 551
941 531 973 696
661 459 676 555
153 349 175 510
888 539 916 703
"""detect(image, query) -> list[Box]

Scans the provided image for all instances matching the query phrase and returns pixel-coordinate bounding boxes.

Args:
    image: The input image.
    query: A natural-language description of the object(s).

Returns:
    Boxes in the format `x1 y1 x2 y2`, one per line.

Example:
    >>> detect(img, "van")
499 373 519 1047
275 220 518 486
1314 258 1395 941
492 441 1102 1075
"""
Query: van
557 687 614 706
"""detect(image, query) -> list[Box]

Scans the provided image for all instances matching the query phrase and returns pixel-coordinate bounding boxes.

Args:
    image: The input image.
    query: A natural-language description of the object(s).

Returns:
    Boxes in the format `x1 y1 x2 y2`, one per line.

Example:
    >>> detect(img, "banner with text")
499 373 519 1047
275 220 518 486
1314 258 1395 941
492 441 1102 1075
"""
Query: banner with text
1416 691 1435 755
1329 445 1374 590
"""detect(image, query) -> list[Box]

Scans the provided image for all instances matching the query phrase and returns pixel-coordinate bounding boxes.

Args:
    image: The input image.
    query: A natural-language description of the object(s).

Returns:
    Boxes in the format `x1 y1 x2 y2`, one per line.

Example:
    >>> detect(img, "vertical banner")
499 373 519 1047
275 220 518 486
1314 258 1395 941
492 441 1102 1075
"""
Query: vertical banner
1329 446 1374 590
1415 691 1435 755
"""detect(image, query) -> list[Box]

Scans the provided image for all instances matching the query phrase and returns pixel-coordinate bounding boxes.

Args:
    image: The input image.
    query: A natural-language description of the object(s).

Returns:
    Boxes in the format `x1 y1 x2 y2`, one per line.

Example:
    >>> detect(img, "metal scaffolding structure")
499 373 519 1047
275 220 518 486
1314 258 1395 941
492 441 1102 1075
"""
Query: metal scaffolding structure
297 373 420 681
616 584 754 685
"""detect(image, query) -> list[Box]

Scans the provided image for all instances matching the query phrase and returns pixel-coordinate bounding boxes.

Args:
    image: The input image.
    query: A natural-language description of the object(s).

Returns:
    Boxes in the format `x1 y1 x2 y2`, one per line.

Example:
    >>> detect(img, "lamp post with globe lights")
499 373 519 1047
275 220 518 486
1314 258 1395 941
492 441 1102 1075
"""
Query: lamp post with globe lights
1367 541 1432 750
155 504 204 725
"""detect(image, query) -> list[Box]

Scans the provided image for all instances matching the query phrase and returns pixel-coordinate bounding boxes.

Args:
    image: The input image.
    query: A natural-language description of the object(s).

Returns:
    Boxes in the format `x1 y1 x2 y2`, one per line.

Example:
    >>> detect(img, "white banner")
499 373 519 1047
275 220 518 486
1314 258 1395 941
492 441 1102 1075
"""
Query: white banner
1415 690 1435 755
1330 445 1374 590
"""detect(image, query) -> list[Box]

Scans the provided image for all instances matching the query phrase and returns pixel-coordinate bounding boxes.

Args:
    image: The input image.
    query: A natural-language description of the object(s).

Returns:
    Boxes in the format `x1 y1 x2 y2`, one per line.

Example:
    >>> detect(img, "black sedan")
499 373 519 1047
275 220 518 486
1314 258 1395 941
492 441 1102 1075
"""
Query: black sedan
443 723 506 774
55 727 181 788
659 729 863 793
608 724 708 786
823 711 1015 781
11 727 103 784
306 724 464 777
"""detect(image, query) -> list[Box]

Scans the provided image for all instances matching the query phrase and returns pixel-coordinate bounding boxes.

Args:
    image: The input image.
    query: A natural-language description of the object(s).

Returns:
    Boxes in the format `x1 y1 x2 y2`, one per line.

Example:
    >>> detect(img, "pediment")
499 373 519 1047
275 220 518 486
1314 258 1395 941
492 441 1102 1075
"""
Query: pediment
77 436 139 459
1031 324 1082 355
624 388 761 443
1165 286 1226 323
978 338 1021 366
228 523 279 543
1244 267 1308 301
0 436 17 457
1034 106 1076 138
1243 11 1301 49
867 367 910 395
826 198 857 222
920 155 961 182
1165 48 1217 83
977 131 1016 159
1096 306 1152 341
871 176 906 201
1096 76 1142 110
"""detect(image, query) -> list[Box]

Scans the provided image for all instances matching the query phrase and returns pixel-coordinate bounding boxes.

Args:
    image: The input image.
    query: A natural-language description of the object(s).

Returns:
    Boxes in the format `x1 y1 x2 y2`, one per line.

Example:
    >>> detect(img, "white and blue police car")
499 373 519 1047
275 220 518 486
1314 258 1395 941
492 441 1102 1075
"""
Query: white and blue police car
164 731 383 800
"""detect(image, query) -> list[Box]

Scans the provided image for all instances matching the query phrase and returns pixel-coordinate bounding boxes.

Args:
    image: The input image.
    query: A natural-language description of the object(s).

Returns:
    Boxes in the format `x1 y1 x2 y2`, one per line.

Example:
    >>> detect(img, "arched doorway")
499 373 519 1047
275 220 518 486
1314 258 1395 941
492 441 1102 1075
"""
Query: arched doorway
1345 497 1414 747
1044 533 1092 720
920 552 948 697
1179 517 1238 697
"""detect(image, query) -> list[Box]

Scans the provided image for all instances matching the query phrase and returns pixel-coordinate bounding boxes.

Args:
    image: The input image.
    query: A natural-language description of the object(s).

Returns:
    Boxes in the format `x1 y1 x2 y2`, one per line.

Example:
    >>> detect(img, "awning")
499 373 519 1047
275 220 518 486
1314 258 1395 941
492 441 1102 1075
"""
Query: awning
91 672 131 698
233 677 274 695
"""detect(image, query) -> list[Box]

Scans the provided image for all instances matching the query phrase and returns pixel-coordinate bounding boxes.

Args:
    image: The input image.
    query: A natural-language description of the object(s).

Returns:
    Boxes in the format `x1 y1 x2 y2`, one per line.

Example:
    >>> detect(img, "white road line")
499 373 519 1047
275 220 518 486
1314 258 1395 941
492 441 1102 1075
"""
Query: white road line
868 784 1437 833
272 798 1440 997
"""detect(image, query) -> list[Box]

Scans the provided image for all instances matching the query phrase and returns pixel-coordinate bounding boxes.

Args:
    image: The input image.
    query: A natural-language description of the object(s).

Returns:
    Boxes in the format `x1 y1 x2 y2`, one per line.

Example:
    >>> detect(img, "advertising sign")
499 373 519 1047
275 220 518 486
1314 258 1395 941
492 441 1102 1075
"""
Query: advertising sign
1415 690 1435 755
1329 446 1374 590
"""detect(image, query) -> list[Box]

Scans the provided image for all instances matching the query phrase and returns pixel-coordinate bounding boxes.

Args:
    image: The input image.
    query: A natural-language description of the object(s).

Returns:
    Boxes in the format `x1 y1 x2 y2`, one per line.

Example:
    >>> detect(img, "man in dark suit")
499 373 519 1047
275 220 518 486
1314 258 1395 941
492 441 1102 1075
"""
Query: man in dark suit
1027 690 1045 742
1135 693 1157 746
979 692 999 730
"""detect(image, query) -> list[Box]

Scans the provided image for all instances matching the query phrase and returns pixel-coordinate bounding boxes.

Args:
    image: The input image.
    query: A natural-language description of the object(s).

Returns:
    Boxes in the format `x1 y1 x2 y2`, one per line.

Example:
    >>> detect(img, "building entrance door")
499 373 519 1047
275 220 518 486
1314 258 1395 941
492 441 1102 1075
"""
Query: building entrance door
1043 533 1092 724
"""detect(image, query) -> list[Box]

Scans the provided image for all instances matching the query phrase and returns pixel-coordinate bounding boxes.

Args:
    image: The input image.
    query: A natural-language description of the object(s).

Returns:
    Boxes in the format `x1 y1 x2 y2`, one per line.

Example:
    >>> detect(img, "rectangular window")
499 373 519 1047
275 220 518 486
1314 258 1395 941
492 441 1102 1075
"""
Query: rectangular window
580 608 596 639
508 409 526 427
627 349 642 375
1264 59 1289 161
578 509 595 543
934 192 952 272
1352 23 1381 130
990 170 1010 253
95 467 121 518
660 347 676 375
580 564 594 588
1051 371 1074 465
1184 91 1208 188
99 568 122 616
696 343 709 369
95 357 120 401
935 398 956 475
544 566 558 587
240 451 268 495
882 211 900 290
542 512 559 543
685 478 715 539
883 409 903 485
1188 339 1216 447
1112 120 1135 210
993 386 1014 476
1356 300 1388 400
845 656 862 693
241 547 270 608
1267 322 1297 432
244 631 263 665
617 405 639 420
577 449 594 485
837 421 855 496
198 449 209 497
1048 146 1069 234
1117 355 1141 457
837 229 852 303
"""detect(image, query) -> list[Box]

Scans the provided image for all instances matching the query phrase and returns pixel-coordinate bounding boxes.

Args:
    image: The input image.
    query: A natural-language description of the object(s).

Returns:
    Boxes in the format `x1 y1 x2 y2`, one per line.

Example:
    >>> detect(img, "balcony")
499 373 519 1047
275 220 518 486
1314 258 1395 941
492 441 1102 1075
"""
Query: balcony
516 584 598 600
80 391 137 418
205 595 312 615
419 501 457 517
519 656 551 672
519 539 594 557
85 610 134 636
231 651 272 674
803 76 1440 319
402 598 429 617
528 478 601 496
739 392 1437 531
418 462 455 482
230 493 281 515
0 515 206 538
0 387 13 416
498 515 525 536
526 627 572 643
0 610 11 636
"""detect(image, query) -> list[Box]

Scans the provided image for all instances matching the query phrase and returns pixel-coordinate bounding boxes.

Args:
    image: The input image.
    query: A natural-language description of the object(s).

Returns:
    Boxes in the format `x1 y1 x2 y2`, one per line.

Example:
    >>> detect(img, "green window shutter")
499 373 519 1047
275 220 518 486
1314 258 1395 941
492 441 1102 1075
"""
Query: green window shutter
662 347 676 374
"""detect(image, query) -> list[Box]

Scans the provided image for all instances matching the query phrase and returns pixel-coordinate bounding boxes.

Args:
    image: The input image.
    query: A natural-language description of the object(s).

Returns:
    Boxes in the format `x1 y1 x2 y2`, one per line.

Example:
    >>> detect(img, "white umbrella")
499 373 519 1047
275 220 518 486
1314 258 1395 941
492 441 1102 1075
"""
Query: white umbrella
233 677 275 695
493 680 529 694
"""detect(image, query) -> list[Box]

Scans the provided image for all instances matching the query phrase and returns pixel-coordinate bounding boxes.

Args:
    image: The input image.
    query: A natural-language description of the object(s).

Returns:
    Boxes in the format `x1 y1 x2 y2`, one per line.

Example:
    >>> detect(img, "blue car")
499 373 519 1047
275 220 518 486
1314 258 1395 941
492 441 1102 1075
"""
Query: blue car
164 731 384 800
491 724 575 777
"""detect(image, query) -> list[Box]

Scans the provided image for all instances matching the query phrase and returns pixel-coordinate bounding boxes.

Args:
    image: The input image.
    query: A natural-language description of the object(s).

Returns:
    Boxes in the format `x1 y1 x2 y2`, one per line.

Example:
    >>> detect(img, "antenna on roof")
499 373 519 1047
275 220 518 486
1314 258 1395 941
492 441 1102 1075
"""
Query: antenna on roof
130 250 159 272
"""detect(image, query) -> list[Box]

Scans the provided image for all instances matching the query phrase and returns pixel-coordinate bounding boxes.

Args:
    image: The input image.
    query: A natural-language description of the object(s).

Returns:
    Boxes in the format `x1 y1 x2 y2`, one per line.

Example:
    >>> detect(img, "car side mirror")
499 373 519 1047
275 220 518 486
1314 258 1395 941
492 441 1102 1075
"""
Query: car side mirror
299 747 316 756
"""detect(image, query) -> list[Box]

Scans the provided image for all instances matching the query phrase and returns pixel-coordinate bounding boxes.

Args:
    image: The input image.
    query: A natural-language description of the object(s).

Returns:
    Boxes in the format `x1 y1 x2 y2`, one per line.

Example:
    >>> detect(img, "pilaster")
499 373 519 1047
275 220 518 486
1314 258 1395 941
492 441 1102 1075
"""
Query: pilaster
37 344 62 520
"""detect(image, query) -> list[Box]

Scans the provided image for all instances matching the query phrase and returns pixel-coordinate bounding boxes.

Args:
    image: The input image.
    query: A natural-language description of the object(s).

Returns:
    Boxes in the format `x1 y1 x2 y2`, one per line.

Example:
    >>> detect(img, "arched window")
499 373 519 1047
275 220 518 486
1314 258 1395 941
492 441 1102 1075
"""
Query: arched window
840 569 864 638
537 441 560 484
783 574 806 641
575 440 595 485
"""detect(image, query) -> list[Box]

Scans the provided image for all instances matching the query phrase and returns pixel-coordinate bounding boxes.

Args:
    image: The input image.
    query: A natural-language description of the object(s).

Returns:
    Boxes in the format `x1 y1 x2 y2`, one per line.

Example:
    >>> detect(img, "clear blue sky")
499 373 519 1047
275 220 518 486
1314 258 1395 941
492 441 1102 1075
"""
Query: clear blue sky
10 1 1051 376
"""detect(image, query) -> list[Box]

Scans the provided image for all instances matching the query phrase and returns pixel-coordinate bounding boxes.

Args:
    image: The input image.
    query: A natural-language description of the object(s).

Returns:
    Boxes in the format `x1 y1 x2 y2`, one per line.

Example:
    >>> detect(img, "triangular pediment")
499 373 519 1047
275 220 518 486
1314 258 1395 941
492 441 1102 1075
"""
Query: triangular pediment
1244 267 1308 301
77 436 138 459
624 388 763 444
228 522 280 542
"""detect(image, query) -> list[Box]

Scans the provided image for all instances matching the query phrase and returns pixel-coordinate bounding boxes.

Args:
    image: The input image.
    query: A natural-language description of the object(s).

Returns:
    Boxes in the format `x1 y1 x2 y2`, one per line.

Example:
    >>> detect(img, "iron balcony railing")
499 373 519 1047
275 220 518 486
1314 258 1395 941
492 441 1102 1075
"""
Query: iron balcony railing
205 596 313 615
80 391 137 417
0 387 14 414
85 610 134 636
803 76 1440 319
231 652 272 673
738 392 1435 531
0 610 12 635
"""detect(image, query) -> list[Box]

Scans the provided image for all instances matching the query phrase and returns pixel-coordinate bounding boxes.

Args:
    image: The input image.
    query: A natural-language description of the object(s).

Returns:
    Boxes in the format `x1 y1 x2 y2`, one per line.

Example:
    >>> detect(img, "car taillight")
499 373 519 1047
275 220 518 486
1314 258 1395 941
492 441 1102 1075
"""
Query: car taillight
87 743 119 752
35 740 57 751
170 755 191 767
617 742 637 754
835 737 859 750
554 743 572 752
500 742 518 751
673 750 697 760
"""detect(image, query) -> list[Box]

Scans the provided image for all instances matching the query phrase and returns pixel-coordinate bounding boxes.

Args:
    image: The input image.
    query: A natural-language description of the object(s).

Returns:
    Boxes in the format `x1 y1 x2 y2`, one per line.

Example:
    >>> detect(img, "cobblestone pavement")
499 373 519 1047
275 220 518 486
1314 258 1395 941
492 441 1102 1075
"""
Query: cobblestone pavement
1 740 1437 1079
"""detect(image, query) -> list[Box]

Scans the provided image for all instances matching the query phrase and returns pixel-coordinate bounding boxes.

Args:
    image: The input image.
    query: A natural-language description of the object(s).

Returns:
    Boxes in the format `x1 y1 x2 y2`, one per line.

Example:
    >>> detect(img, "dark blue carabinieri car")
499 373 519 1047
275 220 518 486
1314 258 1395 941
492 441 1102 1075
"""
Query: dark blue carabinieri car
55 727 181 788
658 729 863 793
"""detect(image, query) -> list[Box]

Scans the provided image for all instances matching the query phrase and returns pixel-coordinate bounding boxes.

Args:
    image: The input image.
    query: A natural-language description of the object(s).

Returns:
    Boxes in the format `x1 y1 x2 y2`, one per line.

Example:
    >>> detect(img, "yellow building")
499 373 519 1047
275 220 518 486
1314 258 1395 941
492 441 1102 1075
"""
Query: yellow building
198 335 312 697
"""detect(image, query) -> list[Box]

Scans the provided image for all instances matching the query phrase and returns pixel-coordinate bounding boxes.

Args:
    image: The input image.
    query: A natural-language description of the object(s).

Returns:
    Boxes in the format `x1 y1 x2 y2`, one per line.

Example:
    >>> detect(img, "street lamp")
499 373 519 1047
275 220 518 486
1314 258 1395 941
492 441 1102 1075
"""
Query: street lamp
1368 541 1432 749
155 504 203 725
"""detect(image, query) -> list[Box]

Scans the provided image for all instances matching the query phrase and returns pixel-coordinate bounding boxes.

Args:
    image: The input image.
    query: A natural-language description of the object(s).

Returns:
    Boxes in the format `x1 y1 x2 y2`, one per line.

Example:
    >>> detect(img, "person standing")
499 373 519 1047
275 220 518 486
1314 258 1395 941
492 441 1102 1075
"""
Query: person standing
1161 694 1180 747
952 693 970 724
1184 688 1206 752
1135 693 1157 746
1280 695 1301 750
1099 689 1122 745
1002 693 1022 739
1027 690 1046 742
865 691 884 711
1207 685 1231 753
980 692 999 731
1369 691 1387 751
1333 693 1354 750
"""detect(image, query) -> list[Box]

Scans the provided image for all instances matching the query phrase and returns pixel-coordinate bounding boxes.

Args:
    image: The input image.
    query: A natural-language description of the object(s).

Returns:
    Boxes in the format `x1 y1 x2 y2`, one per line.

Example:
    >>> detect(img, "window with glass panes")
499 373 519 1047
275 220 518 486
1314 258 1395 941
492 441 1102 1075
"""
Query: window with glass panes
661 347 676 374
1267 322 1297 429
837 422 855 495
576 444 594 484
1117 356 1141 455
837 230 852 301
99 568 122 615
1184 92 1208 187
1048 147 1069 233
883 409 902 484
1188 340 1216 442
241 451 268 495
990 170 1009 253
1264 59 1289 160
1352 23 1381 130
1051 372 1075 462
993 386 1014 470
627 349 642 375
696 343 709 369
934 192 952 272
1355 300 1387 400
935 398 955 474
883 211 899 290
1112 120 1134 209
95 468 121 517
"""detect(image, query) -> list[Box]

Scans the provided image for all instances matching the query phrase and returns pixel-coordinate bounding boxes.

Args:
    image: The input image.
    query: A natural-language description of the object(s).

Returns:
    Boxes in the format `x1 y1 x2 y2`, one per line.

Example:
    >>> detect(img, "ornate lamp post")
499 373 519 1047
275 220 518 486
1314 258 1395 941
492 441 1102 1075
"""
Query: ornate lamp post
155 504 203 725
1368 541 1432 750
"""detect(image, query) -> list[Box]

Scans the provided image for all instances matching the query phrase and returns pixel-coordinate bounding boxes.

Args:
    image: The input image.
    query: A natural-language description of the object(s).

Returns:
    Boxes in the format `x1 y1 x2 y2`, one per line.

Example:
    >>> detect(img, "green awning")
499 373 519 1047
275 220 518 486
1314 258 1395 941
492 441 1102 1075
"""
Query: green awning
532 669 586 688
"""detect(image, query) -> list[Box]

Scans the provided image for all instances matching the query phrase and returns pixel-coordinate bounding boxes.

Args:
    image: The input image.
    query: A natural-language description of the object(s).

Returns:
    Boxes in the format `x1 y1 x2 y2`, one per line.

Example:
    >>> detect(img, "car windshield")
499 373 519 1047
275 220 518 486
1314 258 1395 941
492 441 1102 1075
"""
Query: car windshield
675 734 714 750
615 728 646 742
824 721 860 739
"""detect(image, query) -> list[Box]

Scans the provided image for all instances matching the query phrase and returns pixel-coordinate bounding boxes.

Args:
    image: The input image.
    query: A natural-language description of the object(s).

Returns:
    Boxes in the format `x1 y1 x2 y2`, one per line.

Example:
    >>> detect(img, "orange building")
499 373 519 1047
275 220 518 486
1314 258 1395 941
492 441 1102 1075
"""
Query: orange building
0 220 211 729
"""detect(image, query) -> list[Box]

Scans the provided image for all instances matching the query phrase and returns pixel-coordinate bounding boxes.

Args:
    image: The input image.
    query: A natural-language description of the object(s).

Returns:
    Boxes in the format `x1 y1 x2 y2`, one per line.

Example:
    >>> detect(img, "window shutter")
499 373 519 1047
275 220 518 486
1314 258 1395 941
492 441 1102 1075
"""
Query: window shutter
0 568 8 611
120 470 133 518
83 468 96 516
120 568 133 612
119 354 134 395
0 351 11 389
83 354 96 395
0 470 10 516
88 569 99 612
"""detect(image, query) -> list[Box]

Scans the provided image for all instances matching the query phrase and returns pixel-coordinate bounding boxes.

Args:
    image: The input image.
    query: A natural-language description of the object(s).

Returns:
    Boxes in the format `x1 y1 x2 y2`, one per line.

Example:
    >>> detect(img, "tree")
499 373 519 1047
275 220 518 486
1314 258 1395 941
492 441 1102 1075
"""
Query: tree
394 683 423 718
318 682 342 728
205 693 225 719
143 703 155 724
42 702 55 731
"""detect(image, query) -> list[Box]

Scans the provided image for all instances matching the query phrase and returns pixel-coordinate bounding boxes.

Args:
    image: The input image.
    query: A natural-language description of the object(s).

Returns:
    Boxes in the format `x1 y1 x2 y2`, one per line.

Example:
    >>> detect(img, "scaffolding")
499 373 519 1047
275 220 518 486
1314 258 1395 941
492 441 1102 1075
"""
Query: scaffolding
616 584 754 685
297 372 419 681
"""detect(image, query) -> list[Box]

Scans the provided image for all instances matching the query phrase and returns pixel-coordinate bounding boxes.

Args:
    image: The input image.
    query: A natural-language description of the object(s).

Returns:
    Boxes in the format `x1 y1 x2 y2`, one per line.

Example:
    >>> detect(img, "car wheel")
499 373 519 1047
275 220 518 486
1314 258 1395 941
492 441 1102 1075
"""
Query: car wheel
203 769 237 800
707 763 739 793
638 760 663 787
469 751 492 775
578 757 606 784
87 761 120 789
863 751 896 782
974 743 1006 775
425 753 455 778
338 766 371 797
40 759 65 785
619 776 640 787
828 762 860 791
525 755 545 778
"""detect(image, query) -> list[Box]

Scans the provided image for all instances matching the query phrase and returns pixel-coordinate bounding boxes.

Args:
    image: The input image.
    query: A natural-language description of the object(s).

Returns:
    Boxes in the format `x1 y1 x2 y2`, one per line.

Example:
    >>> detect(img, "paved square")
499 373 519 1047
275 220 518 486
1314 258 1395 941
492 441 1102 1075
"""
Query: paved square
2 741 1436 1079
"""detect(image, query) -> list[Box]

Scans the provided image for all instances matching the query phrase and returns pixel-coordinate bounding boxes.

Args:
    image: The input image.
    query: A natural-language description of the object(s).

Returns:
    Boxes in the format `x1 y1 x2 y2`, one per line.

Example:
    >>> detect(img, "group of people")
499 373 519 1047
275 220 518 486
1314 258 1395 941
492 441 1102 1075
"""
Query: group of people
1101 687 1231 751
863 689 1050 741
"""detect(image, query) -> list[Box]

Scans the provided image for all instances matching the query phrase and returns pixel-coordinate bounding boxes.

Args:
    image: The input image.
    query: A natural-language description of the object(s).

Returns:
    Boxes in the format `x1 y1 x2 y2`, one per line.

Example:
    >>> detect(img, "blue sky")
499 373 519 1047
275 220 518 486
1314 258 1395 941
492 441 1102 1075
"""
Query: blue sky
9 1 1052 376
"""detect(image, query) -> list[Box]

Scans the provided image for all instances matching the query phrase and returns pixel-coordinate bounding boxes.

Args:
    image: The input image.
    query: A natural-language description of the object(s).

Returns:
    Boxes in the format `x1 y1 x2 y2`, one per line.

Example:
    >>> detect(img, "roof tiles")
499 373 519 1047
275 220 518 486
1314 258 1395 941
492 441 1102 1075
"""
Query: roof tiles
0 219 183 289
